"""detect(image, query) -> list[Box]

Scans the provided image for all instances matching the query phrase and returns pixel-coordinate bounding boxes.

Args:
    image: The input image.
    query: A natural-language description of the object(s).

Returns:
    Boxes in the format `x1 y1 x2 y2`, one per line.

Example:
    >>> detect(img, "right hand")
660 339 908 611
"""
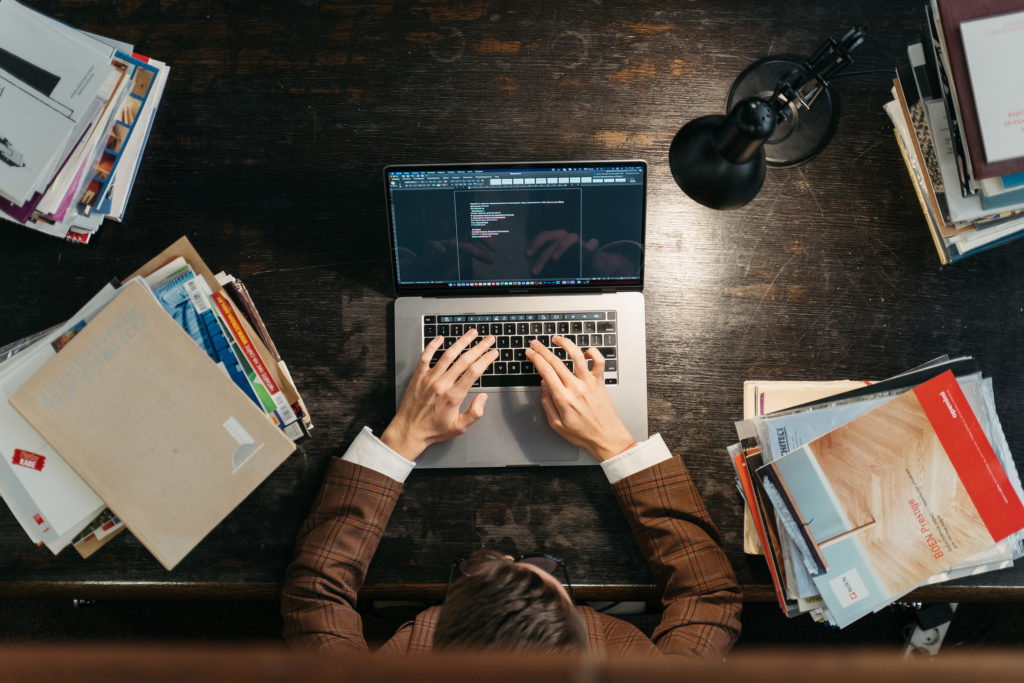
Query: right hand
524 336 636 462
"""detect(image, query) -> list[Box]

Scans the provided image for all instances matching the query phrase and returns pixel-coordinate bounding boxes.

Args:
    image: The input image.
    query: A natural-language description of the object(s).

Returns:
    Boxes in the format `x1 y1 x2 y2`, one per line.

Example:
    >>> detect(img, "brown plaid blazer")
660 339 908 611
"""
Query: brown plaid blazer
281 452 741 657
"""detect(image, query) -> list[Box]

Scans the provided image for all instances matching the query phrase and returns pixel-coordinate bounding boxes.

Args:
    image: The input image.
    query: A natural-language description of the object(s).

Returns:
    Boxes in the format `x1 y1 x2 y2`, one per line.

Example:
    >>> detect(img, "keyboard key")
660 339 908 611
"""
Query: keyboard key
490 323 503 336
544 322 556 334
437 324 450 336
578 334 589 347
424 316 436 324
598 321 616 333
504 323 516 335
553 347 567 359
537 335 550 347
584 321 596 333
508 361 521 374
605 360 617 371
501 349 514 361
522 361 534 374
557 322 569 334
530 322 542 334
564 360 573 373
481 374 542 387
571 322 582 333
497 336 510 348
604 334 616 346
514 349 527 361
424 325 436 337
494 361 507 374
511 336 523 348
564 334 576 345
599 347 616 359
517 323 529 335
590 334 602 346
450 324 463 335
605 378 617 385
607 311 616 319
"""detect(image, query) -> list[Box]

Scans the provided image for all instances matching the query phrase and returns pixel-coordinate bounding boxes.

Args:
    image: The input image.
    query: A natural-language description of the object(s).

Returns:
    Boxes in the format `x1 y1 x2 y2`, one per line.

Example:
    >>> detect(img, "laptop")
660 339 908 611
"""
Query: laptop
385 160 648 467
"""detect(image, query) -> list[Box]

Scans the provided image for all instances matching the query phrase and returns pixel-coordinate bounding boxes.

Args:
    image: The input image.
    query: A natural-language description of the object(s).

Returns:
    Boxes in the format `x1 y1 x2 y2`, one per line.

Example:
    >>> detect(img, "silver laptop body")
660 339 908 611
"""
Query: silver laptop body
386 161 649 467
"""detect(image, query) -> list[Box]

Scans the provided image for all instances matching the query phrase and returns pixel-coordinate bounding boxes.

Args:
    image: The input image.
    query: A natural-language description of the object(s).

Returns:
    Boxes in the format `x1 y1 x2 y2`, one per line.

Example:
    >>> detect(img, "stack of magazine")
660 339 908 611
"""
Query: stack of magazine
729 356 1024 628
884 1 1024 264
0 0 168 244
0 237 312 568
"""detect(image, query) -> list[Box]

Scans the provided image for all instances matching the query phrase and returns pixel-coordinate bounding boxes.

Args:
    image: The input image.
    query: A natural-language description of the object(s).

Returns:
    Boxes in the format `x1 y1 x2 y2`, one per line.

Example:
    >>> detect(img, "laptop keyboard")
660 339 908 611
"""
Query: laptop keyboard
423 312 619 387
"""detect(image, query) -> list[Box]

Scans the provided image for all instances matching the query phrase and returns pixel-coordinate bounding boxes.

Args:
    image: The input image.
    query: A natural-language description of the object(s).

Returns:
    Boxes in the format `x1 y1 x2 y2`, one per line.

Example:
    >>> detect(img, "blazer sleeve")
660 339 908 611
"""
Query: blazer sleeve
611 455 742 658
280 457 403 651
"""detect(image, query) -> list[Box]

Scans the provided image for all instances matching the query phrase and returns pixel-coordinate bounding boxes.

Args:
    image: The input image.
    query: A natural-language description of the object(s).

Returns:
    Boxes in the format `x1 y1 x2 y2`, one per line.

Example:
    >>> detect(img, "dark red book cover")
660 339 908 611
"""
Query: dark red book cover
936 0 1024 179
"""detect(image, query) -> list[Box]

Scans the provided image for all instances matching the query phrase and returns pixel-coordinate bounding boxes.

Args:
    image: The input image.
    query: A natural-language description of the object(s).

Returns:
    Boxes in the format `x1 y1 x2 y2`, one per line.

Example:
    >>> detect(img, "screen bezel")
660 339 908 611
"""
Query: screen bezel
384 160 648 296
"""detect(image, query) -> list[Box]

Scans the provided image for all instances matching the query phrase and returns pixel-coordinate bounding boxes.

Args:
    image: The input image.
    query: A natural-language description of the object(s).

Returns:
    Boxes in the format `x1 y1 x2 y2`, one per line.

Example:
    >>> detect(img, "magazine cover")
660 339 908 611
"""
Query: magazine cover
758 370 1024 626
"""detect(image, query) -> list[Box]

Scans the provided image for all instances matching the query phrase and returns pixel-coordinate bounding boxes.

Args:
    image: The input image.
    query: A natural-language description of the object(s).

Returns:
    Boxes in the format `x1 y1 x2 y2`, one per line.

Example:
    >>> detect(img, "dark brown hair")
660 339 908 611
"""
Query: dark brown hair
433 554 587 653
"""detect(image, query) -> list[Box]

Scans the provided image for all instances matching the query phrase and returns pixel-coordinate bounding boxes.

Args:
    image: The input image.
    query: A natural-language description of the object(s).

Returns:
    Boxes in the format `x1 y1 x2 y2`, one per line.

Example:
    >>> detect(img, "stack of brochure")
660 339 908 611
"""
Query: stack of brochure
885 2 1024 264
0 0 169 244
729 357 1024 627
0 237 312 567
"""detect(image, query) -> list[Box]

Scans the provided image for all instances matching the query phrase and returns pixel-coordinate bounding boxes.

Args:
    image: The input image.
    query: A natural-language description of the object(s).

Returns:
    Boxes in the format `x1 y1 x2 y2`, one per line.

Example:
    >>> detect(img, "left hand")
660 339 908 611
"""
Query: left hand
381 328 497 461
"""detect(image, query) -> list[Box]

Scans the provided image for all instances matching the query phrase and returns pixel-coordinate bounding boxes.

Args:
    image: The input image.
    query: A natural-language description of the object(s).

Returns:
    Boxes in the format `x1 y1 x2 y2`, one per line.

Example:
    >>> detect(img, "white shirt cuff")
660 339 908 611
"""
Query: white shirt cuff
599 433 671 484
340 426 416 483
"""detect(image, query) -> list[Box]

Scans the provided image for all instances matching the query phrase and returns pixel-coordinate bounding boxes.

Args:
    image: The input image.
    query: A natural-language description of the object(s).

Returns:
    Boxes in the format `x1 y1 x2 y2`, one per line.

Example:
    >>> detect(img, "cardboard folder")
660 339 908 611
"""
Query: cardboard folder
10 280 295 570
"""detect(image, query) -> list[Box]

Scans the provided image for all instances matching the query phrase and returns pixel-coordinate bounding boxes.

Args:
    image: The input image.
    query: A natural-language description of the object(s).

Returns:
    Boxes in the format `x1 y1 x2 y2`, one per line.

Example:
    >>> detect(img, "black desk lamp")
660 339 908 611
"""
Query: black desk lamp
669 27 867 210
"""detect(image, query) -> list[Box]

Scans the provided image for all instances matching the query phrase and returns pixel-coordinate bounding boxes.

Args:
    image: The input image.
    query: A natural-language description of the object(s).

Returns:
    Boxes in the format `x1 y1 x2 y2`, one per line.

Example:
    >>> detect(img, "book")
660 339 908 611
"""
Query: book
126 236 311 442
9 280 297 570
0 0 167 242
960 10 1024 165
933 0 1024 179
0 0 117 204
0 282 121 553
757 370 1024 627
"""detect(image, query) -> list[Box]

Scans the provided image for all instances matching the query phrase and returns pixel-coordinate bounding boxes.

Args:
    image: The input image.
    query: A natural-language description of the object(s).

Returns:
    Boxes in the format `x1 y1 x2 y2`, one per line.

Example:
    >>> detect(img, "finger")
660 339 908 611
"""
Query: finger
467 244 495 264
454 347 498 392
539 387 564 431
435 328 479 372
525 230 554 257
585 346 605 380
527 340 574 387
448 334 495 381
553 335 587 378
551 234 578 260
418 335 444 370
456 393 489 432
532 242 559 275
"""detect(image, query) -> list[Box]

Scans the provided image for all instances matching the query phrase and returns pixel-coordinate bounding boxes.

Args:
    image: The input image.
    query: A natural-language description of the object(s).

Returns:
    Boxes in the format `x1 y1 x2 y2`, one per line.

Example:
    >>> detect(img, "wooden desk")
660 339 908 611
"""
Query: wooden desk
3 0 1023 604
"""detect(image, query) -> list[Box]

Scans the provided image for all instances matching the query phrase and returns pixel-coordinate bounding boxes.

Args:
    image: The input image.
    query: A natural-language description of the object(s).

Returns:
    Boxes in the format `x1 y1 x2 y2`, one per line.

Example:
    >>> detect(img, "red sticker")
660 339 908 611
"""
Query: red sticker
12 449 45 471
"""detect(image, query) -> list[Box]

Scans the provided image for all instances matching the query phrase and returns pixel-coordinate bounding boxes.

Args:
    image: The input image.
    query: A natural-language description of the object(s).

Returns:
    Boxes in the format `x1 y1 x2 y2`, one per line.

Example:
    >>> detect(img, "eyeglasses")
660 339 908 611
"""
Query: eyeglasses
446 551 576 604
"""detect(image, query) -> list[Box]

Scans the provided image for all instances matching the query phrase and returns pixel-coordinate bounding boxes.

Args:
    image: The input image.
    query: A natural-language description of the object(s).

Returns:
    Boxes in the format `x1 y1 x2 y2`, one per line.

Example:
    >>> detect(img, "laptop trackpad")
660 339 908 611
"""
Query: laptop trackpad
467 390 582 464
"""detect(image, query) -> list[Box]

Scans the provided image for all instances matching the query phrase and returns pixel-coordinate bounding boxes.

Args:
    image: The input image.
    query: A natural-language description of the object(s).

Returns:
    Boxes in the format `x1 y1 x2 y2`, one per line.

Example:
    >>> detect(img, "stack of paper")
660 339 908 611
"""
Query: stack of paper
0 237 312 568
0 0 169 244
884 2 1024 263
729 357 1024 627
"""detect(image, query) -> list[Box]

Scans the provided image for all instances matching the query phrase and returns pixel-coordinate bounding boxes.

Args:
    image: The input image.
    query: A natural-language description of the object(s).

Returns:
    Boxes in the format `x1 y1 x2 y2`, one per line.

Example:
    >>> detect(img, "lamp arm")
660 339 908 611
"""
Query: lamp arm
768 26 867 123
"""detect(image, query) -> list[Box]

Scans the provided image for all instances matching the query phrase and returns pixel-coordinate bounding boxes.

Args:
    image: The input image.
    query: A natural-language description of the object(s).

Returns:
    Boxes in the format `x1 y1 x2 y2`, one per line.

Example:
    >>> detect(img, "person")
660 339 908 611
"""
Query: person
281 328 741 656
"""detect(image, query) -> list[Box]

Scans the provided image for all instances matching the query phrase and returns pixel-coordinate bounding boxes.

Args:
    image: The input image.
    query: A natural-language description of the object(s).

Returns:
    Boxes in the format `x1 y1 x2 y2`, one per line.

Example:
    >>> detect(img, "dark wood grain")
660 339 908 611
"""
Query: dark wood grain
2 0 1022 604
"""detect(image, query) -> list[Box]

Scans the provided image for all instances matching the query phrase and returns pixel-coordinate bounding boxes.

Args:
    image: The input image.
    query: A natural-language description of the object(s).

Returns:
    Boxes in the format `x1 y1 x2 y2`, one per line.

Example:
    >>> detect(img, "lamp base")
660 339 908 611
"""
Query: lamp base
726 55 839 167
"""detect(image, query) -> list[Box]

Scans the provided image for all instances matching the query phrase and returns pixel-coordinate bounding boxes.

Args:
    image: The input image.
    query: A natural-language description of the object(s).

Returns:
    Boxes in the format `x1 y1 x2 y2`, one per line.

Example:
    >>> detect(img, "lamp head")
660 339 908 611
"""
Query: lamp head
668 97 774 210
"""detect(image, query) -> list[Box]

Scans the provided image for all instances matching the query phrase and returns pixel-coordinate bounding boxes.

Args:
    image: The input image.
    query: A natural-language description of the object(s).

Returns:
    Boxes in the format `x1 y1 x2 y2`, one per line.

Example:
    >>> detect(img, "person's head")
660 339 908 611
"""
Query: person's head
433 550 587 653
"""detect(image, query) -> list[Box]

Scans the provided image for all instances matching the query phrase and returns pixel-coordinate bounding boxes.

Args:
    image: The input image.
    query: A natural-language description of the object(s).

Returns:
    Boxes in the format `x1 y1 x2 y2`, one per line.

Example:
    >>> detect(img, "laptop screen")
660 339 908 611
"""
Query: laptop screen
385 161 646 293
